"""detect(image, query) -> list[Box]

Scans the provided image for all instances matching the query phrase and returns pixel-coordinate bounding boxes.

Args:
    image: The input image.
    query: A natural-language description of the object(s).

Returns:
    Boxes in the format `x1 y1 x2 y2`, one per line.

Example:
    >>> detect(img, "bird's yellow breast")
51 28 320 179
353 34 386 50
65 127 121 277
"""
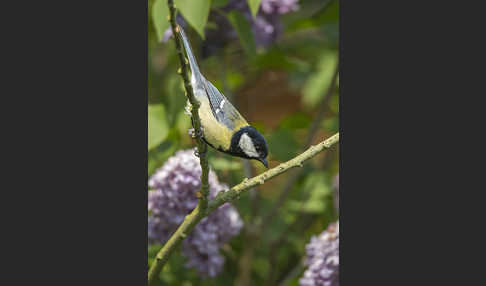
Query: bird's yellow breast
197 96 247 151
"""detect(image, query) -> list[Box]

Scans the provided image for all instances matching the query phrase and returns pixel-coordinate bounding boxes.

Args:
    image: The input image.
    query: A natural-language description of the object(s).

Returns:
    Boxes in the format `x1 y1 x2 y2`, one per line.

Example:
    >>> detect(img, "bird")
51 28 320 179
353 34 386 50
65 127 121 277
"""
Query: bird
177 26 269 168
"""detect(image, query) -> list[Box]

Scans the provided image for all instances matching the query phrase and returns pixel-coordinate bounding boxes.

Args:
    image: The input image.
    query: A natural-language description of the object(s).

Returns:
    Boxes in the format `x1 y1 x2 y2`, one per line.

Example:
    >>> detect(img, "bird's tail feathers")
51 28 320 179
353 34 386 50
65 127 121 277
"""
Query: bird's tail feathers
178 26 203 85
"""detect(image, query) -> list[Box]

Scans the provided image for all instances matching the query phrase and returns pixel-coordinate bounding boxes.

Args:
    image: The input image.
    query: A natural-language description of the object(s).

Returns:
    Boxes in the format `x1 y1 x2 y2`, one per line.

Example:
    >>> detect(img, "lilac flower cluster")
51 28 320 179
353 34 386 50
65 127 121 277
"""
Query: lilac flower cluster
148 149 243 277
162 0 299 49
261 0 299 15
226 0 299 47
300 221 339 286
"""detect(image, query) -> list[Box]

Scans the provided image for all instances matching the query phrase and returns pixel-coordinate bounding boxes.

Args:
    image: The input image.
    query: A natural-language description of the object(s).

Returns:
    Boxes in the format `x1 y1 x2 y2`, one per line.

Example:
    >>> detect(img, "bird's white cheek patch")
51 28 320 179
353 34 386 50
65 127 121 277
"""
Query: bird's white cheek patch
239 133 259 158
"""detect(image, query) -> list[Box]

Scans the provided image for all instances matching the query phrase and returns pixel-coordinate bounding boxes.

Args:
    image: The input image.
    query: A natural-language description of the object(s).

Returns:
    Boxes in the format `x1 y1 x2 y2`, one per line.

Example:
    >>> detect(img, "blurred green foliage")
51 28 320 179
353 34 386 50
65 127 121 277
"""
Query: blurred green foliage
152 0 170 42
148 104 169 150
302 49 338 108
148 0 339 285
227 10 257 57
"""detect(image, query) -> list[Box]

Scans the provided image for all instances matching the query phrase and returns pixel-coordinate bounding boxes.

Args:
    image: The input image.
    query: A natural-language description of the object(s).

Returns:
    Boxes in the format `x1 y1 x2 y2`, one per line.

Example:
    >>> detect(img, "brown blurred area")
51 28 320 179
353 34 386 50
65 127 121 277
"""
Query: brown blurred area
236 70 302 129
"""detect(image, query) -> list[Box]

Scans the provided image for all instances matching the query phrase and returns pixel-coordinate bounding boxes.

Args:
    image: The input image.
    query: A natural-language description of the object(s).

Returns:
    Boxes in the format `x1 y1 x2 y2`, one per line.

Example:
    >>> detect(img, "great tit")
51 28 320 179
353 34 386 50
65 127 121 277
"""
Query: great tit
178 27 269 168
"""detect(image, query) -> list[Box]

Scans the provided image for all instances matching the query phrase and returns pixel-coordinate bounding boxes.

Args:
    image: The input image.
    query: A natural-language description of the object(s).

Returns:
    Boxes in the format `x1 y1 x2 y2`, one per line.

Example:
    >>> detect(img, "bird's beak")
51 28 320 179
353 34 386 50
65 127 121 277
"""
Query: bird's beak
259 158 269 169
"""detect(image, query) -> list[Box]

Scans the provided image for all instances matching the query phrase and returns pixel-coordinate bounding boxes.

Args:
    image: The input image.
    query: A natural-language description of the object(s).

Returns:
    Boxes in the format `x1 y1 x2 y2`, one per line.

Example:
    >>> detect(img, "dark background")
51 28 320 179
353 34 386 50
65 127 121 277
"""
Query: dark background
2 0 484 285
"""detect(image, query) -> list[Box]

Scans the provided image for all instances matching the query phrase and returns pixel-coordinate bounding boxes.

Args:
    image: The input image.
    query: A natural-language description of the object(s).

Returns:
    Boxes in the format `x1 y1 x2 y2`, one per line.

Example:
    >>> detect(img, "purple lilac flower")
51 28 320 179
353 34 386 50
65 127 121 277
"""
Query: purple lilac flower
225 0 299 48
300 221 339 286
161 0 299 50
252 13 281 48
148 149 243 277
261 0 299 15
182 203 242 276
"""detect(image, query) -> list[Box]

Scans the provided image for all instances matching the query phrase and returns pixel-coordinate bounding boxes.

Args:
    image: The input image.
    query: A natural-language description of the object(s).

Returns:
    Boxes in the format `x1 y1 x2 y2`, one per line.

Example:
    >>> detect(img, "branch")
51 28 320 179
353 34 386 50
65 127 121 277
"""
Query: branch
166 0 210 211
148 4 340 285
147 133 339 285
147 206 205 286
206 133 339 214
147 1 210 285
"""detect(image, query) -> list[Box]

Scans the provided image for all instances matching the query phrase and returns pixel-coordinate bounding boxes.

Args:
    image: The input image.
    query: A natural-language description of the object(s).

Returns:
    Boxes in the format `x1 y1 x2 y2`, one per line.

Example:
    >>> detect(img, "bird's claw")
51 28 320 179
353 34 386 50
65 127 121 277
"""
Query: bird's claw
194 143 208 158
188 128 196 138
188 127 204 139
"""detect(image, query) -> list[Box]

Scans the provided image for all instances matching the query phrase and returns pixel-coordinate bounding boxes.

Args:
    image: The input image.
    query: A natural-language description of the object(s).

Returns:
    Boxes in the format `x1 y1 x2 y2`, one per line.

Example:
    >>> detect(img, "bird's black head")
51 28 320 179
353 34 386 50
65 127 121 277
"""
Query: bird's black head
230 126 269 168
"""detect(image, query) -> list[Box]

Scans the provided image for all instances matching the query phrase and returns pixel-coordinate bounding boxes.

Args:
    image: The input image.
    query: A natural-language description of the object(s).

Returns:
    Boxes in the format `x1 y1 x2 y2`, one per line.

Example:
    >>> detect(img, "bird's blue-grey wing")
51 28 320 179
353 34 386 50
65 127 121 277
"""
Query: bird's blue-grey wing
178 26 247 130
203 80 248 130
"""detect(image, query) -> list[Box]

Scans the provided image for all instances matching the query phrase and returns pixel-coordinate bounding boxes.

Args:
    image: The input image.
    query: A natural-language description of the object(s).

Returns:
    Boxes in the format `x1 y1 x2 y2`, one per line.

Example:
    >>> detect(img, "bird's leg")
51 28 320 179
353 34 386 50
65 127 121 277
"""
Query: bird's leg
194 134 207 157
189 126 206 157
195 126 204 138
188 128 197 138
194 142 207 158
188 126 204 139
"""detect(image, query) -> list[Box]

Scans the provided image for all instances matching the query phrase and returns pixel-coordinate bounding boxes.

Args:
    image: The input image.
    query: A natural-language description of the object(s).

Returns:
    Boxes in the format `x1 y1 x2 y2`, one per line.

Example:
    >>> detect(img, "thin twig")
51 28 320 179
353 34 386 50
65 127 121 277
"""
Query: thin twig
207 133 339 213
147 1 210 284
147 2 340 283
148 133 339 285
166 1 210 211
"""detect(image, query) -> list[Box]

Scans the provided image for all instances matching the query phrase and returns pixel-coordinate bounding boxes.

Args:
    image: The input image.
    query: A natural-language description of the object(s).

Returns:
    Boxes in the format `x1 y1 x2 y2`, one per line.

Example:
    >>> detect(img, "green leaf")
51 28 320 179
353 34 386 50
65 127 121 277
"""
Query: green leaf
247 0 262 18
302 49 338 108
152 0 170 42
227 11 256 57
176 0 211 39
148 104 169 150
